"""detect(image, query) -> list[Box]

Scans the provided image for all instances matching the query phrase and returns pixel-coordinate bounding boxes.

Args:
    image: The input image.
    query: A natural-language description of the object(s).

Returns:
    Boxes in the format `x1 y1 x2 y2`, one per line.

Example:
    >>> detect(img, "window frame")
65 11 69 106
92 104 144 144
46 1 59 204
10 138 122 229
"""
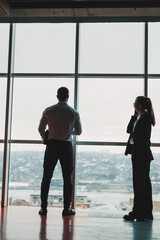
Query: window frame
1 22 160 208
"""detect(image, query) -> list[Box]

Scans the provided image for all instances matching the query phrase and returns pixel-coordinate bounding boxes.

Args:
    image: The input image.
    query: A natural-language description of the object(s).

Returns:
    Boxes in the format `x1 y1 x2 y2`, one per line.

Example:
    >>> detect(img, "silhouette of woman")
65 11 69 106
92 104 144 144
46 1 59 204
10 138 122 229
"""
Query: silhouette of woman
124 96 155 221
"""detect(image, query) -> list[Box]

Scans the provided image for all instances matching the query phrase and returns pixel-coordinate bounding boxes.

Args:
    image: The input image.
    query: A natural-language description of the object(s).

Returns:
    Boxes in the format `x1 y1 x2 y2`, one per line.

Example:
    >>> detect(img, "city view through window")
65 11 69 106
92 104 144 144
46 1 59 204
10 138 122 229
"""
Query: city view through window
0 23 160 215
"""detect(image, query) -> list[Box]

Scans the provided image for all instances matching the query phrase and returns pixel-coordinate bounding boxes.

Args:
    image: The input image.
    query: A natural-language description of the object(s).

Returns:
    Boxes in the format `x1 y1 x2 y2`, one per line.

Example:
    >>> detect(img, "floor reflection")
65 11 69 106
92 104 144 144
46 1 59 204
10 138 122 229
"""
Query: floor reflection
39 214 75 240
62 215 74 240
39 216 48 240
0 207 8 240
125 220 153 240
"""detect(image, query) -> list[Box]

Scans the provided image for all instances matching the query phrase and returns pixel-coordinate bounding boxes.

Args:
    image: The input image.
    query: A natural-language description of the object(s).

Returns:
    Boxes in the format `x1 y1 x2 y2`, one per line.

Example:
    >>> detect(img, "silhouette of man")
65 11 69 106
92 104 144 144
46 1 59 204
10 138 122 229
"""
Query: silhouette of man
38 87 82 216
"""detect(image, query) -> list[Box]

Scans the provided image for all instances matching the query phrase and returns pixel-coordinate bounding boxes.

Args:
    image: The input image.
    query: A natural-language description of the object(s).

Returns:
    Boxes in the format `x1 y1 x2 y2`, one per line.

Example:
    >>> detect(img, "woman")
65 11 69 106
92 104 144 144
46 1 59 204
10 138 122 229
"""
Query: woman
124 96 156 221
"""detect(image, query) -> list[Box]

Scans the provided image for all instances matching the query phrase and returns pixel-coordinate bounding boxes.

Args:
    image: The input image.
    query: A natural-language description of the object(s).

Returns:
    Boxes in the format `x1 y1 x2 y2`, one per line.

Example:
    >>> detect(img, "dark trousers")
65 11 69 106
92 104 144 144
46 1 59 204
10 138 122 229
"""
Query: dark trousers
132 157 153 217
40 140 73 210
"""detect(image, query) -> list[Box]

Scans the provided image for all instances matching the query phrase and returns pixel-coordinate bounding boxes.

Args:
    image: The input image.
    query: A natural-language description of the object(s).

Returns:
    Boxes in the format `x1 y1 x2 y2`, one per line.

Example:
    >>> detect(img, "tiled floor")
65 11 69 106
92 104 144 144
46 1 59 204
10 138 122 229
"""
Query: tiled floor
0 206 160 240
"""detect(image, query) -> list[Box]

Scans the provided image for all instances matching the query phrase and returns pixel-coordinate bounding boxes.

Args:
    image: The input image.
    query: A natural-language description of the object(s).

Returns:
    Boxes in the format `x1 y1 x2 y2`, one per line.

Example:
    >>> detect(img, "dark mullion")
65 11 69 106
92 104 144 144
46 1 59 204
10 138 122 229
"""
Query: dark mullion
148 74 160 79
8 73 145 78
0 74 8 78
71 23 80 210
1 24 16 207
12 73 75 78
78 74 144 79
144 22 148 97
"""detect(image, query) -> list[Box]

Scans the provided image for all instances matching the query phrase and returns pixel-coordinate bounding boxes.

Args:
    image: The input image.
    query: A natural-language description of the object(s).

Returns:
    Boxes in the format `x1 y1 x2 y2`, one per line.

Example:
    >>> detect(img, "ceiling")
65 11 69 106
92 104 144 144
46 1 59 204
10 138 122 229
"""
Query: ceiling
1 0 160 22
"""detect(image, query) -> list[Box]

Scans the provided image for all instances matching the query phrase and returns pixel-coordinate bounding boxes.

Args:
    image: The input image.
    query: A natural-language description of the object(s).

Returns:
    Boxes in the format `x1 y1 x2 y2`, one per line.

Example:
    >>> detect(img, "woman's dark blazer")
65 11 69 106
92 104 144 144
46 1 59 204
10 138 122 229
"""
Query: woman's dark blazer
125 112 154 161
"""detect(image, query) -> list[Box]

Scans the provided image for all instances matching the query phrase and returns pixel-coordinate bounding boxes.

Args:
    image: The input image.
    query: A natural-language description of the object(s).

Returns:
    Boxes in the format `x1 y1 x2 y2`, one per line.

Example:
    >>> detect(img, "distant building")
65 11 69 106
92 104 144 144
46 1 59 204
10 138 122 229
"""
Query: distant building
30 194 91 208
11 199 30 206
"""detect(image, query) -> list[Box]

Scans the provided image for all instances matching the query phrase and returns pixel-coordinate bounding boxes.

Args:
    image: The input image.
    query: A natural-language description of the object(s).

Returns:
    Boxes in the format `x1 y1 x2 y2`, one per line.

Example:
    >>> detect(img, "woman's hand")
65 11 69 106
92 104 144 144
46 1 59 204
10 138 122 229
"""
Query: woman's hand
134 110 138 117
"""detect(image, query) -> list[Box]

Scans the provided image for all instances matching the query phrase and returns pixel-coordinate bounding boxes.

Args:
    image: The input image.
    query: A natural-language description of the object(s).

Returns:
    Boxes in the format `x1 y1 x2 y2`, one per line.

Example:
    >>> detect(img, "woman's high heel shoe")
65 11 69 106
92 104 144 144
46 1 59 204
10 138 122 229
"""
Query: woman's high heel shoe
123 214 144 221
123 211 144 221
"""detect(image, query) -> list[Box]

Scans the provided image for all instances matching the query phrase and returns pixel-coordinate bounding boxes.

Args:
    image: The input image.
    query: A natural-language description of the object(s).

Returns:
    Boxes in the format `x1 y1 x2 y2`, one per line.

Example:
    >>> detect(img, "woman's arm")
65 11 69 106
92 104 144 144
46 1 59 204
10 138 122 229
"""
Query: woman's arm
126 115 137 133
133 114 151 147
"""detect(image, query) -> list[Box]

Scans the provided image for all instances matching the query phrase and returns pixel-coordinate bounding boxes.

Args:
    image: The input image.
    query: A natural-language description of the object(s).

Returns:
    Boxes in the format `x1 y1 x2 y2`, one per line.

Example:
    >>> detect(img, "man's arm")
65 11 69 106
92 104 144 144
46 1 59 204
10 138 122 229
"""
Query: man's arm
38 112 48 139
72 112 82 135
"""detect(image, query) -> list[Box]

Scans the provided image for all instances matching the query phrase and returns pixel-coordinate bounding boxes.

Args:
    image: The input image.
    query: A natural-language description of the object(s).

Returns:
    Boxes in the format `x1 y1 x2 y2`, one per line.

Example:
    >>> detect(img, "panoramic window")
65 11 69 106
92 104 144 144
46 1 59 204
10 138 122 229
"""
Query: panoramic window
1 22 160 214
150 148 160 205
76 146 132 211
148 23 160 74
76 145 160 213
7 23 76 207
148 79 160 143
11 78 74 140
14 24 76 73
0 24 9 73
79 23 144 74
0 79 7 140
78 78 143 142
8 144 63 207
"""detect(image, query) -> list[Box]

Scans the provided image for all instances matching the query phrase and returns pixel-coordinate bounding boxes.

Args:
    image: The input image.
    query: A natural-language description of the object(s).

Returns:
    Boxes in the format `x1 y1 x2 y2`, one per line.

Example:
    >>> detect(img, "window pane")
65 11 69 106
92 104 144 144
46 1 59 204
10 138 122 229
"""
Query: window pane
148 79 160 143
77 146 132 214
78 78 143 142
79 23 144 74
9 144 63 207
14 24 76 73
150 148 160 213
151 148 160 204
77 146 160 214
11 78 74 140
0 144 4 203
0 24 9 73
149 23 160 74
0 79 7 139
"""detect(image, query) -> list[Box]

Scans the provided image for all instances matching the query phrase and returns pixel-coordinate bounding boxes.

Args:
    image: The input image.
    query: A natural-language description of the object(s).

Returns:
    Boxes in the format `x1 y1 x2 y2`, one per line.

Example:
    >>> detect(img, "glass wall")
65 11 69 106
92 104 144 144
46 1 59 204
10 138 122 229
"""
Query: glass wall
76 146 132 211
78 78 143 142
148 79 160 143
0 24 9 73
7 23 76 207
0 24 9 138
148 23 160 74
0 22 160 213
14 24 76 73
0 79 7 140
11 78 74 140
79 23 144 74
8 144 63 207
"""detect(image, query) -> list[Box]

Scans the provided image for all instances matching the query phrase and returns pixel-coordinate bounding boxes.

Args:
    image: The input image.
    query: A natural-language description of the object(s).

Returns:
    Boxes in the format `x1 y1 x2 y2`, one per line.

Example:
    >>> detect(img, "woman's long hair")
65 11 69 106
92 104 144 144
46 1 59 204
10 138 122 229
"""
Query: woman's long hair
136 96 156 126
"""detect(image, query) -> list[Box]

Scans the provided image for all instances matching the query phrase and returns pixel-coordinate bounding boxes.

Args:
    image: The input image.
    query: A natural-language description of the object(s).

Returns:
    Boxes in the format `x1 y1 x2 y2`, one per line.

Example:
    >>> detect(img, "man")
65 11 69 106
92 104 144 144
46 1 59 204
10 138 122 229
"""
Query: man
38 87 82 216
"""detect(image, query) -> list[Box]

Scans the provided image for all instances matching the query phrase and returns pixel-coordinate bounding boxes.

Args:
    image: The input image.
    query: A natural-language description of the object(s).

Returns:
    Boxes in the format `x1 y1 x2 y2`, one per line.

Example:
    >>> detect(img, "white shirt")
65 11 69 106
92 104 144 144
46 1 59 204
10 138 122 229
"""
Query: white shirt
130 115 141 145
38 102 82 141
132 115 141 133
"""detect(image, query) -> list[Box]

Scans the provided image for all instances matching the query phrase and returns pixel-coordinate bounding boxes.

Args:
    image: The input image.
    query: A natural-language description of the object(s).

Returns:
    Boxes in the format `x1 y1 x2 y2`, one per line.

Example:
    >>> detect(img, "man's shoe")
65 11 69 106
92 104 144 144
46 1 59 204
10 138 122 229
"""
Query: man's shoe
39 208 47 216
62 208 76 216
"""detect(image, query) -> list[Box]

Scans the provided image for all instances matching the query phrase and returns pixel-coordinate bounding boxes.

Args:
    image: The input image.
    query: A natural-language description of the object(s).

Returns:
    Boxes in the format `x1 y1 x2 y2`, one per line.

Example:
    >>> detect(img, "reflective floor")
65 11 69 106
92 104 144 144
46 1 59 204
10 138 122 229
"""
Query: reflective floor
0 207 160 240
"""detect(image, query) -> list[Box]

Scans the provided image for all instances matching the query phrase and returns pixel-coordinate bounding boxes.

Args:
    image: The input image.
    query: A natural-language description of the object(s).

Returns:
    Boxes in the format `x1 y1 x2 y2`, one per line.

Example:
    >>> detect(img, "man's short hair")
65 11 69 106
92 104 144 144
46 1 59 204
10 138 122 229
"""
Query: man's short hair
57 87 69 101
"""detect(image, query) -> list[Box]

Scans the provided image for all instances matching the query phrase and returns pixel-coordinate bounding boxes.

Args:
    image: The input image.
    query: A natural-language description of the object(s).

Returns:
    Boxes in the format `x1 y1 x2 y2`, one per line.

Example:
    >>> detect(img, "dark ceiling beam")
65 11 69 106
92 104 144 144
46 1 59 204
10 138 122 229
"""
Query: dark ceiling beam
0 0 10 14
9 1 160 9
